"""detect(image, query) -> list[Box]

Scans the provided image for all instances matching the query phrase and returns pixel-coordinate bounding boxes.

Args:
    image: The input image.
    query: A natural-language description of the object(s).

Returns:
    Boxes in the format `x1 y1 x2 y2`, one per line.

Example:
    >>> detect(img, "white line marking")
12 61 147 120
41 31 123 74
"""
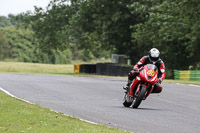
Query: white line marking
188 84 200 87
79 118 98 125
0 87 98 125
0 87 34 104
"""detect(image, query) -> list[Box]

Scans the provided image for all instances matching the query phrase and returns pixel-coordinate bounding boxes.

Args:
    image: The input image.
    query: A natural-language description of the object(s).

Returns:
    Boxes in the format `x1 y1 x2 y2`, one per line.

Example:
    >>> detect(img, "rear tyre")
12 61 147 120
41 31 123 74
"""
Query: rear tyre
132 86 147 108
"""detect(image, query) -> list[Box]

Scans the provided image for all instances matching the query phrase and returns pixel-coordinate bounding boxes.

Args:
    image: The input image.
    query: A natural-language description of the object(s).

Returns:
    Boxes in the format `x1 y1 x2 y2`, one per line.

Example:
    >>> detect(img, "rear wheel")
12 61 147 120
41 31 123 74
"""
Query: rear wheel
132 86 147 108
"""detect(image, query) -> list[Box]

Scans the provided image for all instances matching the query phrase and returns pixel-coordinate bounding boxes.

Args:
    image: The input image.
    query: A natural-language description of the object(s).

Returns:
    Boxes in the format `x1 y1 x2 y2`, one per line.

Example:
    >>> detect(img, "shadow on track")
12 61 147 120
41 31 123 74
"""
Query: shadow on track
114 105 162 111
135 107 162 111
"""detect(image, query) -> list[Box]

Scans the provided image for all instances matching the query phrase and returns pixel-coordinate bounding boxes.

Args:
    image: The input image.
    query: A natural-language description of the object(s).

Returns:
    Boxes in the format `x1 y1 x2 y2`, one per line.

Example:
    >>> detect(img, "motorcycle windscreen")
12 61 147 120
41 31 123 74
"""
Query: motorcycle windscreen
147 64 158 72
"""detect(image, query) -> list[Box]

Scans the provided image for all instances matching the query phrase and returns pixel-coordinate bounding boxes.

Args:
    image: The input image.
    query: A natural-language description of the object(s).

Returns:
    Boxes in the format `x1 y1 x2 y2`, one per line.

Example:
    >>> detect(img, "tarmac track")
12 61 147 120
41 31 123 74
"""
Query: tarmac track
0 73 200 133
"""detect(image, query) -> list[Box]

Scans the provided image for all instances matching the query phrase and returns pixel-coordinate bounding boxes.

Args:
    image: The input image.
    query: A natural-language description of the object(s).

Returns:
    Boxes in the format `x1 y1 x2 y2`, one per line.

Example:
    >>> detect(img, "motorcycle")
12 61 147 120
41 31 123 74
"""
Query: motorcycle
123 64 158 108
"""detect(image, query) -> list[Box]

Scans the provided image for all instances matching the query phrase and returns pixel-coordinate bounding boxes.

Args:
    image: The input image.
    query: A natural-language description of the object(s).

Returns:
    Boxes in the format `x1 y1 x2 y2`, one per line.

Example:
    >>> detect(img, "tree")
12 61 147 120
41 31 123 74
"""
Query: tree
0 29 10 59
13 0 200 70
133 0 200 70
69 0 151 62
0 16 12 27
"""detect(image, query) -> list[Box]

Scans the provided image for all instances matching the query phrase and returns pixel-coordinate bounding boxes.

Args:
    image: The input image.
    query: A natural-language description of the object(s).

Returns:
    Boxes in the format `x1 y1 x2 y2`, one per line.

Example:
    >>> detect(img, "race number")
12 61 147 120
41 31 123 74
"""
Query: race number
147 70 155 76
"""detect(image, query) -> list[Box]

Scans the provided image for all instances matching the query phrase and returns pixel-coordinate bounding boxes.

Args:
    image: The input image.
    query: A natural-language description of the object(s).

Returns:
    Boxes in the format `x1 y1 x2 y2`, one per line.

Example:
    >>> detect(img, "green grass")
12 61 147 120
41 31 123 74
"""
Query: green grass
163 79 200 86
0 61 74 75
0 91 129 133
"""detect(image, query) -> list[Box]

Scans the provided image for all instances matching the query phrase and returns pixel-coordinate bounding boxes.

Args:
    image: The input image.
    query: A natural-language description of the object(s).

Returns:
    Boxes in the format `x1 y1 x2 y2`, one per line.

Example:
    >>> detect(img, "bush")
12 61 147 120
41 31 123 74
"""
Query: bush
165 68 174 79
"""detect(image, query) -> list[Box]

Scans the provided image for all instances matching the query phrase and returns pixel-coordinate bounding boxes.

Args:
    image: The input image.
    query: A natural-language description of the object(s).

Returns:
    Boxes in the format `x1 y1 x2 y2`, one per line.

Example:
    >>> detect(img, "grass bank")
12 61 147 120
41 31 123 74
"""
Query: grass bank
0 61 74 75
163 79 200 86
0 91 128 133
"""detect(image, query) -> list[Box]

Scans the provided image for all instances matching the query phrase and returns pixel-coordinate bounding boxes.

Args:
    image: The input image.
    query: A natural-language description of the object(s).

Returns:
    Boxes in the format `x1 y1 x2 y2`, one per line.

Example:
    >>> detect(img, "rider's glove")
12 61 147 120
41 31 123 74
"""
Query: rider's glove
133 67 139 72
158 78 162 83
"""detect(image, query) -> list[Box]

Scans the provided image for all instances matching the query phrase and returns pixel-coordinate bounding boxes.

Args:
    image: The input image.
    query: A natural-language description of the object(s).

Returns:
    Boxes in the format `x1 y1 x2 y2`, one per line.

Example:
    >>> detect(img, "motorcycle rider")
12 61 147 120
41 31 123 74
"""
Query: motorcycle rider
123 48 165 94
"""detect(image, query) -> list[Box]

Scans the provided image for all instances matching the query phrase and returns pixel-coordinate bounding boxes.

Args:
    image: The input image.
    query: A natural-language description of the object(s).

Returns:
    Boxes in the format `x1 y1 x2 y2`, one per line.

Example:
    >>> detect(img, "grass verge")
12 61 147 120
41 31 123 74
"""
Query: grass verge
163 79 200 86
0 61 74 75
0 91 128 133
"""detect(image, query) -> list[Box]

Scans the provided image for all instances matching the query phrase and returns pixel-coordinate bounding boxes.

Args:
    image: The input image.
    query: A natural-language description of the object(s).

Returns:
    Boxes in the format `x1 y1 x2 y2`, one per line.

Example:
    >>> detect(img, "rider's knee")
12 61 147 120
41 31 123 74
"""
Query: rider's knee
152 83 162 93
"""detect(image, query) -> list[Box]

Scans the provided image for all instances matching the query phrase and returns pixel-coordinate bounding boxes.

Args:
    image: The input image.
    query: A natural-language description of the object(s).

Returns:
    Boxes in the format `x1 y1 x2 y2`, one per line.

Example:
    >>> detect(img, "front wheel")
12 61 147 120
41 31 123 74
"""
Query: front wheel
132 86 147 108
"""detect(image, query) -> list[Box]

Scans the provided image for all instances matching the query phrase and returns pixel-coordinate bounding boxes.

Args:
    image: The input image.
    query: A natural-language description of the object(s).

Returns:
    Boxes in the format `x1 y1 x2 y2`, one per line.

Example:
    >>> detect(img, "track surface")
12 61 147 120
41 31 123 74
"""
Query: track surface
0 73 200 133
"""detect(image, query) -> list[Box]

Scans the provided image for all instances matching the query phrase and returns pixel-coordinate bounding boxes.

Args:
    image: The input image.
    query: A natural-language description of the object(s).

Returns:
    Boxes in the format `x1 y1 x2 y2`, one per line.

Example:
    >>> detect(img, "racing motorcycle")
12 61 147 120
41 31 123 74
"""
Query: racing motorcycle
123 64 158 108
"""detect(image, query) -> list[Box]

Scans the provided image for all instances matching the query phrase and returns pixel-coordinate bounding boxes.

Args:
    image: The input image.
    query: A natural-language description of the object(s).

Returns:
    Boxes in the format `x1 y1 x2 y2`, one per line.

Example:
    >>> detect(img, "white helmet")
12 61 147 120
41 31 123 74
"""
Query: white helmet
149 48 160 62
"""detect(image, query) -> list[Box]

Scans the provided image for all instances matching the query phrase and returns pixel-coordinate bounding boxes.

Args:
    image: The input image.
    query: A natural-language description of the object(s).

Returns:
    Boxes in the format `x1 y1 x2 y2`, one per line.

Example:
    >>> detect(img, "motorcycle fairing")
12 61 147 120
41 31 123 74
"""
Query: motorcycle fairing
128 64 158 98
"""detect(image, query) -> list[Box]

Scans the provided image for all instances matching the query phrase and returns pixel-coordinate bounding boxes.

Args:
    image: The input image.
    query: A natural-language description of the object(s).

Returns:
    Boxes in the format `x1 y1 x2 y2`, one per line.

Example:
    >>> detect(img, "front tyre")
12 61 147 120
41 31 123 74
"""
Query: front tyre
132 86 147 108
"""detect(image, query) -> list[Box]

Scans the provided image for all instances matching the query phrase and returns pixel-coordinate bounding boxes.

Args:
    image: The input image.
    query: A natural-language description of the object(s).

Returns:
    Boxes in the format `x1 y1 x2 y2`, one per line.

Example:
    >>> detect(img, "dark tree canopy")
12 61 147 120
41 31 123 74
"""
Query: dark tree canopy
1 0 199 71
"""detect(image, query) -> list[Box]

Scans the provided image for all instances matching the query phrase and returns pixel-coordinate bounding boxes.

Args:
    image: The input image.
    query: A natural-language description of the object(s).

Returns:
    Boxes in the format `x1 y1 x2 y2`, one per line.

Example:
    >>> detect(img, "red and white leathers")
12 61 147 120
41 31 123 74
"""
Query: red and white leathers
128 56 165 93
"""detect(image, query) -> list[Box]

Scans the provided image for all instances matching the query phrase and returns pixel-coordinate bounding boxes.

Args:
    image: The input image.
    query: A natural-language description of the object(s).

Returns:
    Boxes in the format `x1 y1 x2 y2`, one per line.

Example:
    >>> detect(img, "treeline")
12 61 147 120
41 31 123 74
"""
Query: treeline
0 25 72 64
1 0 200 73
0 15 110 64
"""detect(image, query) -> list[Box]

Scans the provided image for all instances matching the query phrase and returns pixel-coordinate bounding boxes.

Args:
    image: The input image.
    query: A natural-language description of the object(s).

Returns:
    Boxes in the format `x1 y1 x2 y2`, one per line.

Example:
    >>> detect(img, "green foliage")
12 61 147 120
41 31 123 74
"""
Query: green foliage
14 0 72 51
133 0 200 70
0 16 12 27
69 0 134 54
1 0 199 72
0 30 10 59
16 0 117 61
0 14 17 27
0 26 35 62
54 49 72 64
0 26 72 64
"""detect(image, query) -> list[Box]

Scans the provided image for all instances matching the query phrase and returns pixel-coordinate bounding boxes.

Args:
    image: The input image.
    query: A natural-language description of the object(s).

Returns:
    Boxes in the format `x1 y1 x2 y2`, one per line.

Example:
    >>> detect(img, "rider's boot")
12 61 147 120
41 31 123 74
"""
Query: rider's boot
123 70 138 91
123 80 132 91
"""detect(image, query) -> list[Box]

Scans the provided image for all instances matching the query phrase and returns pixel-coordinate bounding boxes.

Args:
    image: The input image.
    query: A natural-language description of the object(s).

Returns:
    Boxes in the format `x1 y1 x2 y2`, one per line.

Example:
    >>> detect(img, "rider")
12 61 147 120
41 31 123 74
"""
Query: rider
123 48 165 94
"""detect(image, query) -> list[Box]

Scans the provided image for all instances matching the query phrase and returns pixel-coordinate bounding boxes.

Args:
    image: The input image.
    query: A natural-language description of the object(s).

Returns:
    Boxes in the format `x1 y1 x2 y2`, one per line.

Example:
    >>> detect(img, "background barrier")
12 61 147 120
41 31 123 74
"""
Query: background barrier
75 63 132 76
96 63 132 76
80 64 96 74
75 65 200 80
74 64 80 73
174 70 200 81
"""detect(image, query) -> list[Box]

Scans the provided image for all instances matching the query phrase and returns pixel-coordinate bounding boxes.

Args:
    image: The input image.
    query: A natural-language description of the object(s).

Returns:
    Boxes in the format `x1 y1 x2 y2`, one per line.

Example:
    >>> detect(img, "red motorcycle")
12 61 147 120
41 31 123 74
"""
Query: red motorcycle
123 64 158 108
